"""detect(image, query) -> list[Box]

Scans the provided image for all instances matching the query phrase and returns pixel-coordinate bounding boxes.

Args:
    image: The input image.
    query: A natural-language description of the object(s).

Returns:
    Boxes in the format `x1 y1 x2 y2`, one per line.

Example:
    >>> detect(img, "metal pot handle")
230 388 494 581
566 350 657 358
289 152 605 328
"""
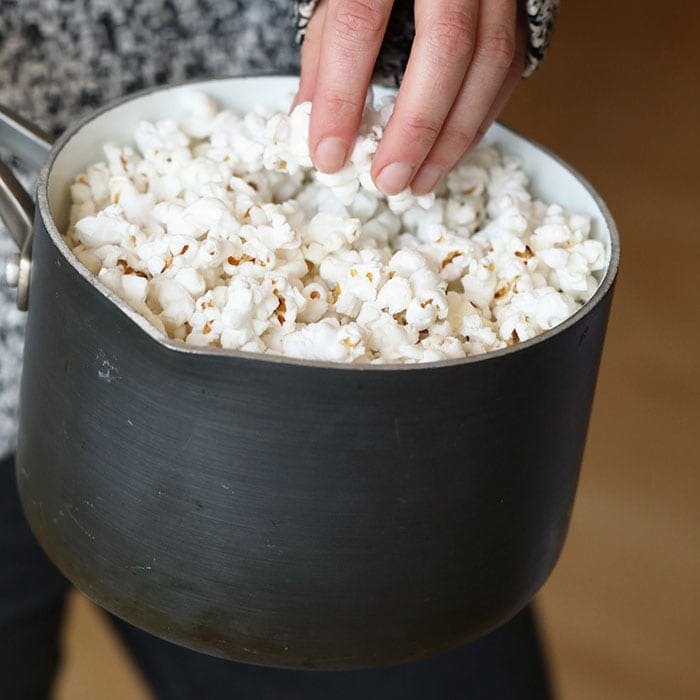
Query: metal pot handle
0 105 53 310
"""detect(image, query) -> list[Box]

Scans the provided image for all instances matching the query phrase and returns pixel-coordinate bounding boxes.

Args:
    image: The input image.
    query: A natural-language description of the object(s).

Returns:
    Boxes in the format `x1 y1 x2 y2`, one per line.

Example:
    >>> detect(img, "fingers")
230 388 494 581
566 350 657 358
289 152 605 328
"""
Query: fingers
467 58 520 151
292 0 328 110
411 0 517 194
371 0 479 195
469 5 528 149
309 0 394 173
300 0 524 192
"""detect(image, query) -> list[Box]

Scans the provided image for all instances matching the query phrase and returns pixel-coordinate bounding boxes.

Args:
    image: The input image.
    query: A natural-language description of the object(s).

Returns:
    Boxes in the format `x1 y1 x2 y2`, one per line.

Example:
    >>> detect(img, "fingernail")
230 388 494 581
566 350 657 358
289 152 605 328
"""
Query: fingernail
374 162 414 195
411 164 442 195
314 137 348 173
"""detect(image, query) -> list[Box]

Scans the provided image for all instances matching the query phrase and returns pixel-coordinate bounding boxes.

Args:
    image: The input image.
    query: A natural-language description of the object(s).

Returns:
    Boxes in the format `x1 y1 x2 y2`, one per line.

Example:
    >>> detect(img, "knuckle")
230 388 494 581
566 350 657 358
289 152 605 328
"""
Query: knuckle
443 125 475 148
422 10 475 55
401 113 442 144
436 9 475 40
430 128 475 165
476 26 516 68
323 92 360 116
332 0 387 43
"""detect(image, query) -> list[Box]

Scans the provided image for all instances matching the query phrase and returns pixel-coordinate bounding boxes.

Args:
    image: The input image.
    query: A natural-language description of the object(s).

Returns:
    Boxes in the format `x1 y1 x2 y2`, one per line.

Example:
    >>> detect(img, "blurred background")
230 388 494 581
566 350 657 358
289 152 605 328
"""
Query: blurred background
54 1 699 698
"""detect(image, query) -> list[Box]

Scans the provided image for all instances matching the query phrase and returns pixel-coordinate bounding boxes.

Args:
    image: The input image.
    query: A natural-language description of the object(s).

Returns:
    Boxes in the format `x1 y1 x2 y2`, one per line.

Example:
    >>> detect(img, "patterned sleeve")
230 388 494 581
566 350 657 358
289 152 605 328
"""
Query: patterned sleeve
522 0 559 77
294 1 318 45
294 1 559 82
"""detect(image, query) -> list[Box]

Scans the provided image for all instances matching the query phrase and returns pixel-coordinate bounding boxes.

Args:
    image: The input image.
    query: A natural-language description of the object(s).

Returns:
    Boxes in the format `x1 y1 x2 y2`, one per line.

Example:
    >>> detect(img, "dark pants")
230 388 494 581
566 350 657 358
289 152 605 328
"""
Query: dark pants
0 454 552 699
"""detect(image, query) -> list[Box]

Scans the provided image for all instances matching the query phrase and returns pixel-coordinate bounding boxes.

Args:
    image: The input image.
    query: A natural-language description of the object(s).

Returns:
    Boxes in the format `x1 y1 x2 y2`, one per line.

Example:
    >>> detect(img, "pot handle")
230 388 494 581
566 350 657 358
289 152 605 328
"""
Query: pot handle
0 105 53 311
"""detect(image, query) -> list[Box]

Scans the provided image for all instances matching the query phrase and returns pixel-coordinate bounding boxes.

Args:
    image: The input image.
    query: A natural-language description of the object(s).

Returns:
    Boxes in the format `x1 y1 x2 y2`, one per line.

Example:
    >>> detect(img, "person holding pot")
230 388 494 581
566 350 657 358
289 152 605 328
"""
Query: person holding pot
0 1 558 697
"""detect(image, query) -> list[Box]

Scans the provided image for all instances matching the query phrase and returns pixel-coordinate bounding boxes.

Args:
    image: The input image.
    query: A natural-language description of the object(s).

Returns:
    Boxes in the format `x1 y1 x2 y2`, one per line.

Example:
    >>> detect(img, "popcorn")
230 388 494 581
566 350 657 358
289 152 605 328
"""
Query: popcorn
494 287 579 343
376 276 412 314
74 206 137 247
281 319 367 362
461 261 498 310
65 91 607 364
297 281 330 323
149 278 195 331
405 290 449 331
304 213 361 265
263 101 313 175
407 334 467 363
180 91 220 139
356 303 418 361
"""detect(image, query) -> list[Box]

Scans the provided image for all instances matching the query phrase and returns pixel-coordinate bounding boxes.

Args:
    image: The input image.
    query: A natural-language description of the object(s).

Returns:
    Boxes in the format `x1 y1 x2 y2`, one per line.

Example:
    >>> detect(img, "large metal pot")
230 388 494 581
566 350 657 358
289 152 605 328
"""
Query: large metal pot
0 76 619 669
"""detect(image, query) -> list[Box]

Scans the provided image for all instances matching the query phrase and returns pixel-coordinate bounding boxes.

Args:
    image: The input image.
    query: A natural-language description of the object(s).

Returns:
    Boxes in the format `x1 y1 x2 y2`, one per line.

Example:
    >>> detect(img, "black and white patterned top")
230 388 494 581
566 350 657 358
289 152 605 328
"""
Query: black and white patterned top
0 0 558 457
523 0 559 77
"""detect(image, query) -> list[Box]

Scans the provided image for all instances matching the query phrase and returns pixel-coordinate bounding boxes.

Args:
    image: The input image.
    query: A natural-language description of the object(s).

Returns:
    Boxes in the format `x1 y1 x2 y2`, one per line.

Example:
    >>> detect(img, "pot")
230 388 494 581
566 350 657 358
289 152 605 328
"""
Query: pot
0 75 619 669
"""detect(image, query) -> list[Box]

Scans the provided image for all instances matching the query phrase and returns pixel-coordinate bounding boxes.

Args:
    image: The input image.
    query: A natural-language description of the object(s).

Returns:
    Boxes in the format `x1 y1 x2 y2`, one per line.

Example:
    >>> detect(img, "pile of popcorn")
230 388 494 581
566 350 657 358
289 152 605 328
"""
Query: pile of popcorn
65 92 607 364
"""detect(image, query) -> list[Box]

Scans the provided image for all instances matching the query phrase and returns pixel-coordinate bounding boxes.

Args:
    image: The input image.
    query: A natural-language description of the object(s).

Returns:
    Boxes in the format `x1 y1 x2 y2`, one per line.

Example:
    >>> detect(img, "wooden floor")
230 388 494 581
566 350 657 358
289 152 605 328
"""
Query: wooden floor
55 2 700 698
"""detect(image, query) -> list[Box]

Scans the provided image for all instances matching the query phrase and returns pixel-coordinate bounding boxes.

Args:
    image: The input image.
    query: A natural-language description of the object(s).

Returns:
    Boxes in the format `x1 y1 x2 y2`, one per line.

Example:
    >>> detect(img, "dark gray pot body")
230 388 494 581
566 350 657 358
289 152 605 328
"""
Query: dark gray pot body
16 212 614 669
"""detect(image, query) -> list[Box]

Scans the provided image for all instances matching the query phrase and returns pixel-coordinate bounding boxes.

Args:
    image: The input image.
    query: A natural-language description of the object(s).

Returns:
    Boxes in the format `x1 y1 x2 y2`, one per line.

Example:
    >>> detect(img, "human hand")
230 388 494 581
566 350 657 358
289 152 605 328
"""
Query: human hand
296 0 528 194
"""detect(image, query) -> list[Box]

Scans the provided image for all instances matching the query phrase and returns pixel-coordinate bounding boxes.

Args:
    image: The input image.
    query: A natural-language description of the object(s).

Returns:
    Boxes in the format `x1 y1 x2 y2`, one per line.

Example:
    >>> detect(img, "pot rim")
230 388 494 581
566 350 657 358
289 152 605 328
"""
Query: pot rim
35 73 620 372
